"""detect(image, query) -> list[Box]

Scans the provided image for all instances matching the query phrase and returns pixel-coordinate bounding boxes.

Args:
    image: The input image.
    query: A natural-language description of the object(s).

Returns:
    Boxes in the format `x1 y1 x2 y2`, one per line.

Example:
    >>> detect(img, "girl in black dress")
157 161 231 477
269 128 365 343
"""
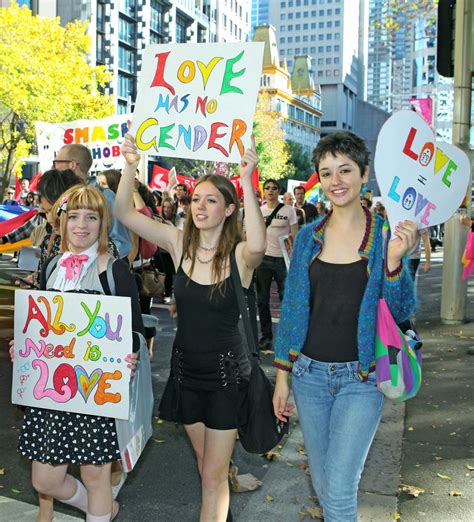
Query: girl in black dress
116 132 266 521
10 185 142 522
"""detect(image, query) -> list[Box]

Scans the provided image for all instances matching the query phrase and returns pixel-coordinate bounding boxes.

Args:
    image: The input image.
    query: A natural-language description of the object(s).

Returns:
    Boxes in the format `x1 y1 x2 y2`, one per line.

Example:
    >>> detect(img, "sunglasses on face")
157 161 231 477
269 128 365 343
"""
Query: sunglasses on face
265 186 278 191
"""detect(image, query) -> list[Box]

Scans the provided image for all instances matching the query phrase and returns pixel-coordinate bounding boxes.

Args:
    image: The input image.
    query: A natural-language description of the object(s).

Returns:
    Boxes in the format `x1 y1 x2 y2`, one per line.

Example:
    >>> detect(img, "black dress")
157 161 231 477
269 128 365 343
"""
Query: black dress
159 263 251 430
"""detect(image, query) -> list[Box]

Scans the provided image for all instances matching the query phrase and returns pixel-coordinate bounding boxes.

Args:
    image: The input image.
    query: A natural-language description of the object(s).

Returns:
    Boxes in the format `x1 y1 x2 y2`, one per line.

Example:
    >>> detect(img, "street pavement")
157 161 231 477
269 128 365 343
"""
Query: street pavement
0 250 473 521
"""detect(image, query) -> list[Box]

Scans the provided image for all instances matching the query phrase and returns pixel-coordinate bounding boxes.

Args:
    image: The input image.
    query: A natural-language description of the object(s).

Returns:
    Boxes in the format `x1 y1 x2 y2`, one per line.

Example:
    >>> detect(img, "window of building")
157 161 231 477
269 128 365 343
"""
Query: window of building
296 0 301 5
281 49 285 55
318 34 324 40
318 70 323 76
311 23 316 29
304 0 309 5
280 13 286 20
326 45 332 51
327 21 332 28
318 46 324 52
334 69 339 76
119 46 136 73
334 56 339 63
281 1 286 6
288 60 293 67
310 46 316 53
119 17 136 46
280 37 286 43
334 45 340 51
303 47 308 53
326 33 332 40
295 36 301 42
327 8 332 14
335 8 340 14
335 32 340 39
118 72 135 100
303 35 308 41
319 9 324 15
296 12 301 18
287 48 293 55
326 57 331 64
280 25 286 31
295 47 300 54
295 24 301 30
326 70 331 76
288 12 293 19
288 36 293 43
318 58 323 64
119 0 136 18
96 34 105 63
176 13 188 43
311 34 316 41
335 20 340 27
303 23 308 29
304 11 309 17
150 0 164 35
319 22 324 28
97 2 105 32
311 10 316 16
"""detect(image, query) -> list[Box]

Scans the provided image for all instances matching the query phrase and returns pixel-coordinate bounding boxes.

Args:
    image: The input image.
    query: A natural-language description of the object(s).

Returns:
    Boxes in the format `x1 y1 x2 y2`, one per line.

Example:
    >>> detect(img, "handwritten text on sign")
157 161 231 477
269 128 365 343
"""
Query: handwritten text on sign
12 290 132 419
374 110 470 230
131 43 264 163
36 114 131 176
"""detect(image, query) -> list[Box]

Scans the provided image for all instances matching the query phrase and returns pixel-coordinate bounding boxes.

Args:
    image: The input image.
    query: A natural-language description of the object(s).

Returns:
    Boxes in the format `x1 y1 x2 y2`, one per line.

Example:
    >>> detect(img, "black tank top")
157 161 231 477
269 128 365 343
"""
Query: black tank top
301 257 368 362
173 264 242 353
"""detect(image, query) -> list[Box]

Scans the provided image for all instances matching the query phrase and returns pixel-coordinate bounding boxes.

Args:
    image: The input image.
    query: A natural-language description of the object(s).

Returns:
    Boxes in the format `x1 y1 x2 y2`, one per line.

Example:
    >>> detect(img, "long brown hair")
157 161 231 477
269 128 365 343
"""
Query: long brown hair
182 175 241 290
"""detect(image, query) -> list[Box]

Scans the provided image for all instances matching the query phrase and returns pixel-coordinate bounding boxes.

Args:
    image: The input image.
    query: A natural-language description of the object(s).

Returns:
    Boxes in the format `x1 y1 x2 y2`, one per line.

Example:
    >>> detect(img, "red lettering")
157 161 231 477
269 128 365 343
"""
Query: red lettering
53 363 78 399
112 145 120 157
150 52 176 95
229 119 247 157
22 295 51 337
63 128 74 144
195 96 208 117
208 122 229 157
402 127 419 161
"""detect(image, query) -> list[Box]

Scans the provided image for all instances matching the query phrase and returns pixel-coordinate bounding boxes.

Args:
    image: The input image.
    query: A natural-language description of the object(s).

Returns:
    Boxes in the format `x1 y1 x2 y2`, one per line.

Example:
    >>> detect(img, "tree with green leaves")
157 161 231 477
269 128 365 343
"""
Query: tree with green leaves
284 140 314 182
0 1 113 197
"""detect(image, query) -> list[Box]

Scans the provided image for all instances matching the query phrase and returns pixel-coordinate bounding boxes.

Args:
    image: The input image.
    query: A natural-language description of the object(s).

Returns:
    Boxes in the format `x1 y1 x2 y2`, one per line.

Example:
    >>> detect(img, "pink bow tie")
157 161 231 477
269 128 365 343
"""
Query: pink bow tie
60 254 89 281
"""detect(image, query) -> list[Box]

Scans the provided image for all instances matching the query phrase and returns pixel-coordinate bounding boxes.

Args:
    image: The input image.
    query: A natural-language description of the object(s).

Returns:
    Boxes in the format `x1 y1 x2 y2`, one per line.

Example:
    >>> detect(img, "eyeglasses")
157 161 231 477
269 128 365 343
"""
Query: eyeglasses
265 186 279 191
52 159 73 168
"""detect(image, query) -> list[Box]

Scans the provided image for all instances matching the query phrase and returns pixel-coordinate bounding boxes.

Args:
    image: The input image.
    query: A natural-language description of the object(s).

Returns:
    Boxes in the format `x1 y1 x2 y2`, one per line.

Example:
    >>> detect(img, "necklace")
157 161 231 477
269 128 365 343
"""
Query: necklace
198 244 218 252
196 252 215 264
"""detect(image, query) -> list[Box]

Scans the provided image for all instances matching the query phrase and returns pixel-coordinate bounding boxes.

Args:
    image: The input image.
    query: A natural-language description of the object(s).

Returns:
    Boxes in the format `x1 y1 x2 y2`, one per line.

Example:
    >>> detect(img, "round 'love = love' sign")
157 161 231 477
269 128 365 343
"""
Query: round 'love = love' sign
374 110 471 230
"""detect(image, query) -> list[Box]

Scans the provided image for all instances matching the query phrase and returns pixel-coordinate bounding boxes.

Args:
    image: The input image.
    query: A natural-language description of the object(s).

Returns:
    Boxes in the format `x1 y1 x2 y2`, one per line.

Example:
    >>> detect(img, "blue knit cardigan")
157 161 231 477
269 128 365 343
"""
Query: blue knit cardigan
273 208 416 376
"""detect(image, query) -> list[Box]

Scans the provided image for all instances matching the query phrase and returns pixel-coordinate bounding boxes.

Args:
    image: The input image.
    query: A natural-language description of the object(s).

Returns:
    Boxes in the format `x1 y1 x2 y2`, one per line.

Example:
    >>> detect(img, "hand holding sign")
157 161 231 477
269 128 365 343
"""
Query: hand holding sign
375 110 470 230
121 131 140 167
239 135 259 182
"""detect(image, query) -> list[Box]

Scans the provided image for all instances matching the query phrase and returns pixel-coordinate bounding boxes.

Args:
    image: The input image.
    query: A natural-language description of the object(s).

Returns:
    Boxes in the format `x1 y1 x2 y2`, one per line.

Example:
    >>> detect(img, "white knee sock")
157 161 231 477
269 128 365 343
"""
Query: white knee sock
60 477 88 513
86 513 112 522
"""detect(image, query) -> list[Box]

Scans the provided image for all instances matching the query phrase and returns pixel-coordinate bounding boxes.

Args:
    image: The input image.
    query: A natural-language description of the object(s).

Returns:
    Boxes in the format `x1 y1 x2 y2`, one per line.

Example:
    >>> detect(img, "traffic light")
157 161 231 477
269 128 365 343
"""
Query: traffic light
437 0 456 77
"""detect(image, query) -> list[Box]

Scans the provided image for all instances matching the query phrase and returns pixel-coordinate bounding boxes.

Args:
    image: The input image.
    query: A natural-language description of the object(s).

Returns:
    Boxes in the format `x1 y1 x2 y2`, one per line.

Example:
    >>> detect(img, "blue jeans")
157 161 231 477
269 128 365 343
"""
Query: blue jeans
292 354 384 522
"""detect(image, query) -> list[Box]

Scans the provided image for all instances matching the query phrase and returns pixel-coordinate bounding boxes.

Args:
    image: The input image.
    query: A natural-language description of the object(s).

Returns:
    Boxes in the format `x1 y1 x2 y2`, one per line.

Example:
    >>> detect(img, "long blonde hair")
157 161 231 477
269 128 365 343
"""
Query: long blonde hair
182 175 241 290
52 185 111 254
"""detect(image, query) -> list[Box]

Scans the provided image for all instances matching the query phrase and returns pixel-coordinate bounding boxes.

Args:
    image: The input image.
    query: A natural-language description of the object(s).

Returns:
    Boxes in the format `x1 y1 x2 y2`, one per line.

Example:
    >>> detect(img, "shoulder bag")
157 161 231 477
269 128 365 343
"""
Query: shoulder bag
230 252 289 453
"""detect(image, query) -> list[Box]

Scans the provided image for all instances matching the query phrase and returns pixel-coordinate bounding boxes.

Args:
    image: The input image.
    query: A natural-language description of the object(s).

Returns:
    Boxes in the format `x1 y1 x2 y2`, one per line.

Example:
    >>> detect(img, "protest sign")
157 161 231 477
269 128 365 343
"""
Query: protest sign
12 290 132 419
374 110 470 230
131 42 264 163
36 114 131 176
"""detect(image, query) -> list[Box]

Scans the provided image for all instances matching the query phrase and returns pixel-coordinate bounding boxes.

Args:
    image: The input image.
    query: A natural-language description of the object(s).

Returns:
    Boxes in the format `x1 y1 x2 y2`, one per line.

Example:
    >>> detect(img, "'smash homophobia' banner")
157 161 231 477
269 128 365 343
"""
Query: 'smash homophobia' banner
131 42 264 163
36 114 131 176
12 290 133 419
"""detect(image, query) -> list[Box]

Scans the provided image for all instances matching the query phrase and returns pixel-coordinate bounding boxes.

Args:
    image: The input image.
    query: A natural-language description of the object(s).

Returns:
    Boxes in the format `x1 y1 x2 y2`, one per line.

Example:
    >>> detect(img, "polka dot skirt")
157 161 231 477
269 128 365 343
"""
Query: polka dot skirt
18 407 121 465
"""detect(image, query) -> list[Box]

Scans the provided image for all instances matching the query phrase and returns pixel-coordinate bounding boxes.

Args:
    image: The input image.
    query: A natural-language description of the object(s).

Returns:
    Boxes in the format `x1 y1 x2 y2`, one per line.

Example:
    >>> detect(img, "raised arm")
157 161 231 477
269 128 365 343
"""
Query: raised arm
116 132 181 261
239 137 266 270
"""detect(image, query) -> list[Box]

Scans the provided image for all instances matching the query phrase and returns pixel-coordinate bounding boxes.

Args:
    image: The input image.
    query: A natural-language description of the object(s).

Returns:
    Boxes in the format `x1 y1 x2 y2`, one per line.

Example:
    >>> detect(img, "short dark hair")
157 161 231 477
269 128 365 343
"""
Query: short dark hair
99 169 121 194
60 144 93 175
263 179 280 190
312 131 369 177
37 168 84 204
176 183 188 192
293 185 306 195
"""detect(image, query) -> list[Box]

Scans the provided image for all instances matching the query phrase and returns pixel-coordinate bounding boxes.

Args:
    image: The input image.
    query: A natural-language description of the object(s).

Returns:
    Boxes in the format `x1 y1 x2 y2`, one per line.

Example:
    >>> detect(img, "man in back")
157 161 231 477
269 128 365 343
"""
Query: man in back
256 179 298 351
294 185 318 223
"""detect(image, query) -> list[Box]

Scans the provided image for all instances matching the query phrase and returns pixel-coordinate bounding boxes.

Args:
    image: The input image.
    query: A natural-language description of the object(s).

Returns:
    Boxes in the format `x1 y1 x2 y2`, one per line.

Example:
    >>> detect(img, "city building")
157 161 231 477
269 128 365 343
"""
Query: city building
254 25 322 155
268 0 369 135
3 1 251 114
367 0 392 112
250 0 269 38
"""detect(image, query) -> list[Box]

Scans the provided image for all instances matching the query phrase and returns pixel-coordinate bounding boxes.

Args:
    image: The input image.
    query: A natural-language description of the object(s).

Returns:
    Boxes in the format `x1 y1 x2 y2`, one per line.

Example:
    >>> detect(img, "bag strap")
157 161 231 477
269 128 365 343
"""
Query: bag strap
230 251 258 361
380 222 390 298
106 257 116 296
265 203 284 228
44 254 62 285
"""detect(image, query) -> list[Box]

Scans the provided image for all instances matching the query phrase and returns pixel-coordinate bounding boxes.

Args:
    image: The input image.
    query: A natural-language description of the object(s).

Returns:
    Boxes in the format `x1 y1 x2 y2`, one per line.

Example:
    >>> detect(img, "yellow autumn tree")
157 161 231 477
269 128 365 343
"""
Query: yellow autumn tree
0 1 114 196
253 91 293 181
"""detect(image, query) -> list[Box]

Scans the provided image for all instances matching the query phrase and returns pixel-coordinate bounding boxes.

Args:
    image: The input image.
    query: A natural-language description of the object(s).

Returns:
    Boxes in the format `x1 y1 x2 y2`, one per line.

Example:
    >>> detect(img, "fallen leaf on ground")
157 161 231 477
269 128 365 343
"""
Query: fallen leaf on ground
449 491 464 497
436 473 452 480
309 496 319 504
260 350 274 355
265 495 274 502
306 506 323 519
400 483 425 497
152 438 165 443
394 513 401 520
264 450 281 461
466 464 474 471
229 473 262 493
297 447 307 455
298 512 307 521
298 461 309 471
11 489 20 494
293 496 301 504
286 461 294 467
434 457 443 461
0 468 4 476
408 426 414 431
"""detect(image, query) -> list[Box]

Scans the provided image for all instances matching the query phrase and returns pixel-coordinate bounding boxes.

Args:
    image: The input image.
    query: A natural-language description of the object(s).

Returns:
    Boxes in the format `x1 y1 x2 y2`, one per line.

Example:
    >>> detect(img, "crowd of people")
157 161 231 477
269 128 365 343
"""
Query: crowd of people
4 130 422 522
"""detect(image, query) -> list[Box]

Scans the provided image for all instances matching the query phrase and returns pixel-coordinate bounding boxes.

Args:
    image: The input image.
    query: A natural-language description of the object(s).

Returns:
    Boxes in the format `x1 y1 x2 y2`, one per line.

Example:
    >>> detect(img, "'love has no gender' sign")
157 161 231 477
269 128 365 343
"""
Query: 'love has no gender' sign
12 290 132 419
131 42 264 163
374 110 470 230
